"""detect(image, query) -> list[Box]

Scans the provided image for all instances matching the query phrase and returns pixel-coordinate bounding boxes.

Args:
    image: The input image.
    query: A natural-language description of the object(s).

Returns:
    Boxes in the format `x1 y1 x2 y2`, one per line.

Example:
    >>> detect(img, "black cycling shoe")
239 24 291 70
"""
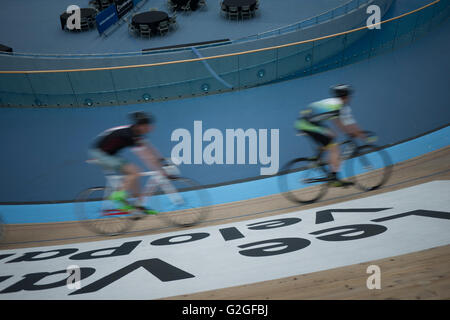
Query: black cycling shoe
327 172 354 188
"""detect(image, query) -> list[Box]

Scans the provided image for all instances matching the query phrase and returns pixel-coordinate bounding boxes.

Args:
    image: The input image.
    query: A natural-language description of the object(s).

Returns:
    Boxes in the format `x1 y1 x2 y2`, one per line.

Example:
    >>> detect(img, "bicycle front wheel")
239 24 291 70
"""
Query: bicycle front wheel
278 158 329 204
148 177 210 227
345 145 392 191
75 187 136 236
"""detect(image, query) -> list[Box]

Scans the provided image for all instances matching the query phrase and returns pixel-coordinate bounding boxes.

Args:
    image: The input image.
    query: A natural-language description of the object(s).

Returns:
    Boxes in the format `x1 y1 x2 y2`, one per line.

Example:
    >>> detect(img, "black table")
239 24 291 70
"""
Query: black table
132 11 169 30
223 0 257 9
172 0 200 11
60 8 97 30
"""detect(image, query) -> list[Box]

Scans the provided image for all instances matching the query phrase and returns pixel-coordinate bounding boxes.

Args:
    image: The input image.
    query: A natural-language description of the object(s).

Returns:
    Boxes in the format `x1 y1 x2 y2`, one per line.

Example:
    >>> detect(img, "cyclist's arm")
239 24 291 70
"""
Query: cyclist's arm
334 105 366 139
132 142 166 175
332 118 366 139
345 123 367 139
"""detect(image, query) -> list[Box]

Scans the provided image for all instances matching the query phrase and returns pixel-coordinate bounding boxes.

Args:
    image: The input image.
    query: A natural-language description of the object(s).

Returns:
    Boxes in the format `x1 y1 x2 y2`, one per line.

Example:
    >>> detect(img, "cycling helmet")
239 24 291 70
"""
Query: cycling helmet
331 84 353 98
130 111 154 125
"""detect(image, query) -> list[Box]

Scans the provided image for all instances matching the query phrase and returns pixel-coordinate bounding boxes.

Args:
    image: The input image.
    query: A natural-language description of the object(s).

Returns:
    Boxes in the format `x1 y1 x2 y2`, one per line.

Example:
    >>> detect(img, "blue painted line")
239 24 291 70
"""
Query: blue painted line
0 126 448 224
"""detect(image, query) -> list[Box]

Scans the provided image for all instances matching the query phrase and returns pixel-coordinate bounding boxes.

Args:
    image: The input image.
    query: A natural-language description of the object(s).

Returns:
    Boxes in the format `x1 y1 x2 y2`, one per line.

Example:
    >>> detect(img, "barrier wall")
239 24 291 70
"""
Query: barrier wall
233 0 373 43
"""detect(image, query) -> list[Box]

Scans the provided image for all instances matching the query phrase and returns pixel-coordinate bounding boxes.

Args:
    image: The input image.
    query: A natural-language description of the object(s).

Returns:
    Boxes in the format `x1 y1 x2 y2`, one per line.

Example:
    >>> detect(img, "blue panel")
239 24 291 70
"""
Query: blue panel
96 4 118 35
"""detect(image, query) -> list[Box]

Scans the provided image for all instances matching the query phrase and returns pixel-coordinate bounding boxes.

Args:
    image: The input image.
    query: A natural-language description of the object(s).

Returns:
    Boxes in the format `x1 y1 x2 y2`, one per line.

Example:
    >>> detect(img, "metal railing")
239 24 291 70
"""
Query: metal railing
233 0 371 43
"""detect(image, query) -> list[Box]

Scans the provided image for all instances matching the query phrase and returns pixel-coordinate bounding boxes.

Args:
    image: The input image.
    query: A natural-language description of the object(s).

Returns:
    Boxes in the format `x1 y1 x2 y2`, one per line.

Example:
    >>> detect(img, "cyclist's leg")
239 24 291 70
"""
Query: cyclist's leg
302 125 343 181
324 142 340 175
89 149 124 174
305 131 337 177
121 163 142 204
89 149 134 207
296 120 348 184
321 140 353 186
120 164 157 215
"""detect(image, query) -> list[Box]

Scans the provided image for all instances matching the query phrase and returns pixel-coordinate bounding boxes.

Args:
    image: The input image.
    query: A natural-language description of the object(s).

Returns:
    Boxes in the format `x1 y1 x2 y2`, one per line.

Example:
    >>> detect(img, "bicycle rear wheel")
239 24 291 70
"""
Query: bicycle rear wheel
75 187 136 236
0 215 4 242
278 158 329 204
345 145 392 191
148 177 210 227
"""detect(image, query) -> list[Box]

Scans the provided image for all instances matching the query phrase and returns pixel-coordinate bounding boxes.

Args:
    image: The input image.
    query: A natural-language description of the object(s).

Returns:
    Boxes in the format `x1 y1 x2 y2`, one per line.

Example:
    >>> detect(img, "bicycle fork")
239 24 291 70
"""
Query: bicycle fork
154 175 185 206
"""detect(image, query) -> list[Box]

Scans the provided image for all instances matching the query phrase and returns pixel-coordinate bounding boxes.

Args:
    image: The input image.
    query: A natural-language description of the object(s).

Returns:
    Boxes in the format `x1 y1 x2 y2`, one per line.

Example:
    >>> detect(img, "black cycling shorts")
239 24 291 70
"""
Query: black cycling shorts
303 130 333 147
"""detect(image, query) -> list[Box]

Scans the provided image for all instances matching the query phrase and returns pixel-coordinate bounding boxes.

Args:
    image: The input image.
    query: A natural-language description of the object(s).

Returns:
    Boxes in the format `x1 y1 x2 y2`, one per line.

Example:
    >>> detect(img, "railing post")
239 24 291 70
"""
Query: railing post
66 72 80 107
427 0 439 32
25 73 38 107
411 10 421 43
275 47 279 80
391 18 400 50
109 69 120 105
341 33 348 67
237 54 241 90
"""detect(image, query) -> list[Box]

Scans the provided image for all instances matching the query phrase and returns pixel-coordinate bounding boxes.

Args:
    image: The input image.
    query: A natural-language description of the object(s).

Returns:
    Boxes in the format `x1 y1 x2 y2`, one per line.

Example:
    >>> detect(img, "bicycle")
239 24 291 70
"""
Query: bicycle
278 131 392 204
75 159 211 236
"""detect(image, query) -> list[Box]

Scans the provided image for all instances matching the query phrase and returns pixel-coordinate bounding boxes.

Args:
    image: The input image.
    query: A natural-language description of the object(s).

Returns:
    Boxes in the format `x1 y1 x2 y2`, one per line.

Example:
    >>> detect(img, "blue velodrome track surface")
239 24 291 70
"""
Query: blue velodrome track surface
1 13 450 204
0 125 448 224
0 0 449 204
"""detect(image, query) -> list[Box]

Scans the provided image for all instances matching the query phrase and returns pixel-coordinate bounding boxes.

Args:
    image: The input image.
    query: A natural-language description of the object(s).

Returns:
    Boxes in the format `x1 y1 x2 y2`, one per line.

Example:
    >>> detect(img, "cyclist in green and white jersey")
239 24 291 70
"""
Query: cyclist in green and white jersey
295 84 367 187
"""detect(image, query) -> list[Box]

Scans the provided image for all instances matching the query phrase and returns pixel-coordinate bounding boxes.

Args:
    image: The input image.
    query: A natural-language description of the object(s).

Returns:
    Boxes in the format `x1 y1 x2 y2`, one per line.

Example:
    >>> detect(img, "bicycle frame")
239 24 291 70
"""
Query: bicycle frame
311 131 375 167
99 167 184 216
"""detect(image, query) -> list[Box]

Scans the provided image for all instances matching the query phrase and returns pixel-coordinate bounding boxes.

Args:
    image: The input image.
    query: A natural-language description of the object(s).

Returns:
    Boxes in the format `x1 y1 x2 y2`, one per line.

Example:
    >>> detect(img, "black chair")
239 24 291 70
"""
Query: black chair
128 22 138 36
241 5 251 19
228 6 239 20
181 0 192 14
220 1 228 17
167 0 177 12
139 24 152 38
101 0 111 10
198 0 207 10
89 0 101 11
169 14 178 30
87 15 96 28
158 20 170 36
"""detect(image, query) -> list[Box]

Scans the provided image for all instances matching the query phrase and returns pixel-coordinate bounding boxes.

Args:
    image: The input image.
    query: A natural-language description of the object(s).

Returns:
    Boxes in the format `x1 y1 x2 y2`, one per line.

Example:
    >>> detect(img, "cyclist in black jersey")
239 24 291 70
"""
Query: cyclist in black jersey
89 111 165 212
